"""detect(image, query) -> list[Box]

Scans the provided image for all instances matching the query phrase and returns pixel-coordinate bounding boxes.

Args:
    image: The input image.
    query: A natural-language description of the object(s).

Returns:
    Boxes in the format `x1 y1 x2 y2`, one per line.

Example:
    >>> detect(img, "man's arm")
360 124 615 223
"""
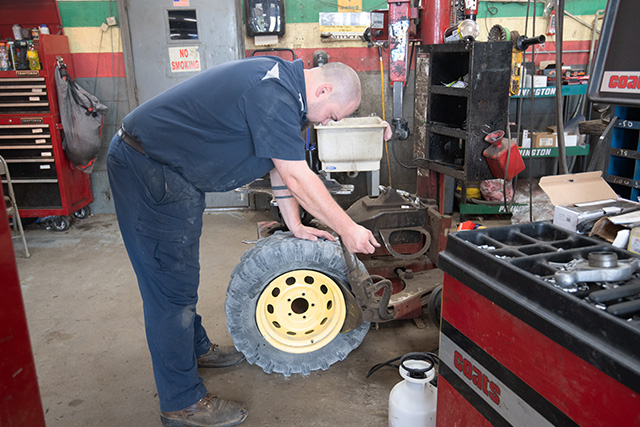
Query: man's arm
270 169 335 242
271 159 380 254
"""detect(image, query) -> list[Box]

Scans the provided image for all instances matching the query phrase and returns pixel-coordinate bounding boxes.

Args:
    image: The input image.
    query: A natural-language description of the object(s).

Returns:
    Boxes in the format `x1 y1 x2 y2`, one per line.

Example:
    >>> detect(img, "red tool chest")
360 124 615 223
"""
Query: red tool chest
0 35 92 223
437 222 640 426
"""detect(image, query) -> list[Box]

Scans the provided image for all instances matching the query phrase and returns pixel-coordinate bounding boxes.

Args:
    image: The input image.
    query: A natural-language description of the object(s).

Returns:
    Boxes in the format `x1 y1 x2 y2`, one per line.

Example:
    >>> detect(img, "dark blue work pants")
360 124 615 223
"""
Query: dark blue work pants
107 135 211 412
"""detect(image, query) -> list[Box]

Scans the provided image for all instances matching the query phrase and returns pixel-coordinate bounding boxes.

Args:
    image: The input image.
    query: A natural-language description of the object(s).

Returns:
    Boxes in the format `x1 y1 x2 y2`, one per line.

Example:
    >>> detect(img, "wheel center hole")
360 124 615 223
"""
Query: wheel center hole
291 298 309 314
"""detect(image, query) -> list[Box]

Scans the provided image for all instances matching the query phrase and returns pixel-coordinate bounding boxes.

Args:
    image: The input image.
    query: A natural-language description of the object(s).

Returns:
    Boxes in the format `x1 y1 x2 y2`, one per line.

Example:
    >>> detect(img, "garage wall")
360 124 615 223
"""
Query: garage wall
57 0 126 213
54 0 608 212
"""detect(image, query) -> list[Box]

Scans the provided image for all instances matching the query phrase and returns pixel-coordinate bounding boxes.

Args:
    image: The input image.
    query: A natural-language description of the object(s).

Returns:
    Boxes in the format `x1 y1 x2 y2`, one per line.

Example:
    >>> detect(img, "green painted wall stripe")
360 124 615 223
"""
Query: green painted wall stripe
59 0 606 27
285 0 387 23
479 0 607 18
58 1 120 28
284 0 607 24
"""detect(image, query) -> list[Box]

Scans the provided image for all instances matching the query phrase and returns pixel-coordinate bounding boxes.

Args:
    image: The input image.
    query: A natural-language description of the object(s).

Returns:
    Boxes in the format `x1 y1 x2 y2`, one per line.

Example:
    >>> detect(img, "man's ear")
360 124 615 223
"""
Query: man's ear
315 83 333 98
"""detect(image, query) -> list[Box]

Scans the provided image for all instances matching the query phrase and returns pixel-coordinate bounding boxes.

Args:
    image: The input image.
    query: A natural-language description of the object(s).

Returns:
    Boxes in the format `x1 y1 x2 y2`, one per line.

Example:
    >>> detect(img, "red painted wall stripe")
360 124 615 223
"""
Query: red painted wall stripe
70 52 126 78
69 41 593 78
69 42 592 79
442 273 640 427
247 41 594 72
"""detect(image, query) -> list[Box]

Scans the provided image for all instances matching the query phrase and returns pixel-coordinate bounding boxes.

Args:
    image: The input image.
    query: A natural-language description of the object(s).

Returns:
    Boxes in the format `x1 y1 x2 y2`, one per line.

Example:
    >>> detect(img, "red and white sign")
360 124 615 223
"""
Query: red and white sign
173 0 190 7
168 46 201 73
601 71 640 94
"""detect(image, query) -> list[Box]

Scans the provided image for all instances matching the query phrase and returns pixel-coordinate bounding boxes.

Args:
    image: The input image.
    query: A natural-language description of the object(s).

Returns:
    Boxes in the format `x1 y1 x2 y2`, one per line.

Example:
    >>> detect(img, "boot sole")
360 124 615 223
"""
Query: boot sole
160 410 248 427
197 356 245 369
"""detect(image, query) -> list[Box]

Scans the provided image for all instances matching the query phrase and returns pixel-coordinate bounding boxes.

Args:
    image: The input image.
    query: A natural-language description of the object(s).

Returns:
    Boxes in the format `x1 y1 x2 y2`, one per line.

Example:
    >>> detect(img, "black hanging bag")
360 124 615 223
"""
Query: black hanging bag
55 57 108 173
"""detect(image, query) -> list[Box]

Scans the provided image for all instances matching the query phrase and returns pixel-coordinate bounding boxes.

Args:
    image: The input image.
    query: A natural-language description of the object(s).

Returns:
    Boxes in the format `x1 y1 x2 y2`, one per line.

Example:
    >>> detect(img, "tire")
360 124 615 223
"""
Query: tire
51 215 70 232
225 232 370 376
427 285 443 328
73 206 91 219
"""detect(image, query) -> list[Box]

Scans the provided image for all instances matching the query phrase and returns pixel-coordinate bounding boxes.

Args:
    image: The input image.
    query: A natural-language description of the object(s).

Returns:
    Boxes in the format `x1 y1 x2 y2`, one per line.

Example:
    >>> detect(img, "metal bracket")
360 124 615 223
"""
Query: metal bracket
378 226 431 260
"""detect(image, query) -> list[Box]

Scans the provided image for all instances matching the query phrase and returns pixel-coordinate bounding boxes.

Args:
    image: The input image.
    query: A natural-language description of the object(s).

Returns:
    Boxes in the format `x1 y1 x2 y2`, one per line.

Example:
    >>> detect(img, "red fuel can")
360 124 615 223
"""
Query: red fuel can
482 130 525 181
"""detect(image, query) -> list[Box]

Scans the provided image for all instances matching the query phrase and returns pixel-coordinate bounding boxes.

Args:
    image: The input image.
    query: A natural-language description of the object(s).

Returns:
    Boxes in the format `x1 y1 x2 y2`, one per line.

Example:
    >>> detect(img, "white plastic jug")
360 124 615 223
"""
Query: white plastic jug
389 353 438 427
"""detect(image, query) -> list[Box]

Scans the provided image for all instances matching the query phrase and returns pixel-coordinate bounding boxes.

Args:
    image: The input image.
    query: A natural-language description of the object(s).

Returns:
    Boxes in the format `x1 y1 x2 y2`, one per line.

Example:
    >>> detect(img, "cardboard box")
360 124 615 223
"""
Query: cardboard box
532 132 557 148
523 75 548 88
546 126 581 147
564 134 579 147
628 227 640 254
518 130 531 148
539 171 639 232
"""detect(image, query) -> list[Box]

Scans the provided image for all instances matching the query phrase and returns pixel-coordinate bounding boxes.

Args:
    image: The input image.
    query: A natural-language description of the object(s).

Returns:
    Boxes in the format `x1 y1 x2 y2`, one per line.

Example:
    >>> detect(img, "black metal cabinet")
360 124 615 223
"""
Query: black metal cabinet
414 41 512 211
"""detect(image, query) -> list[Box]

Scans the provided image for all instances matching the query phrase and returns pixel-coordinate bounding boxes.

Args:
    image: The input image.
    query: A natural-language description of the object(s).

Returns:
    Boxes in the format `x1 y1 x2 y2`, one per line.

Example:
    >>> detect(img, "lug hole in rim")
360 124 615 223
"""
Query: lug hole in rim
286 277 296 285
271 287 280 297
267 304 274 314
305 276 314 284
320 284 328 294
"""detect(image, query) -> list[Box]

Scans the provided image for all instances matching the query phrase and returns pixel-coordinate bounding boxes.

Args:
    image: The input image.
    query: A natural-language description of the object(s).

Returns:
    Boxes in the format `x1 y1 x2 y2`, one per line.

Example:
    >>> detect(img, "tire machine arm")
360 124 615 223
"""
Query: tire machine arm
387 0 413 141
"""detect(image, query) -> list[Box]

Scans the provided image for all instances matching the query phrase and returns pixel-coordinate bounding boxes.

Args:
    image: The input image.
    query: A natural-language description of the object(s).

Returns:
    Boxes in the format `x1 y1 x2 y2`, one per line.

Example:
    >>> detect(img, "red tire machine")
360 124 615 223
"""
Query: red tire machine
437 222 640 425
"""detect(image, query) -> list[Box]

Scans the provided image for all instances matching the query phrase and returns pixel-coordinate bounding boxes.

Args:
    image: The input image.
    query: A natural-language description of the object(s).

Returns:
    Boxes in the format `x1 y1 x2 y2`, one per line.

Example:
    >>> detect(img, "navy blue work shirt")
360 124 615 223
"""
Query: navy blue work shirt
122 56 308 192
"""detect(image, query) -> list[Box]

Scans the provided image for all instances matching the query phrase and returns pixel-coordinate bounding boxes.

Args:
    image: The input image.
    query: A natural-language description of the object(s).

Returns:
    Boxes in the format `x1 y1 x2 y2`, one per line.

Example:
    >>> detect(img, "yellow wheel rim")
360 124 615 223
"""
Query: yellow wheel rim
256 269 346 354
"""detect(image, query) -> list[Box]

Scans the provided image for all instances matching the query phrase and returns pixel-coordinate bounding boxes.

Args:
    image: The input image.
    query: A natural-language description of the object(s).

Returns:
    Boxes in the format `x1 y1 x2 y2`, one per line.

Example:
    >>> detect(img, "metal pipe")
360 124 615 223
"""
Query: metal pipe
532 50 591 54
555 0 568 175
564 9 600 34
421 0 451 44
481 0 601 33
587 10 605 75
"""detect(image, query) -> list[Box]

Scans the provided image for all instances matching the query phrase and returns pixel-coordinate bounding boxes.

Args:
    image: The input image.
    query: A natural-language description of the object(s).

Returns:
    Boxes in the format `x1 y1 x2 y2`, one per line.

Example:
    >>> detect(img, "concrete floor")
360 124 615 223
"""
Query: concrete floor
15 210 440 427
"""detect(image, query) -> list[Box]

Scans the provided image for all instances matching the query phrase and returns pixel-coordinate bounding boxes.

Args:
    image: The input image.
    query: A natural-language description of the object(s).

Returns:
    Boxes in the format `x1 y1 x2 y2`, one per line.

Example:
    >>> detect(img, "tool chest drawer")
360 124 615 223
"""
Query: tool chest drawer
0 72 50 115
4 158 57 179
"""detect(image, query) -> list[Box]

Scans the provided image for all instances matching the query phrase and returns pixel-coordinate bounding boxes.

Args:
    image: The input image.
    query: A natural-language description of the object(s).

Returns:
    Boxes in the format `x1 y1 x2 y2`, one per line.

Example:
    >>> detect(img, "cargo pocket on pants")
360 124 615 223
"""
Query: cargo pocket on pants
136 218 197 273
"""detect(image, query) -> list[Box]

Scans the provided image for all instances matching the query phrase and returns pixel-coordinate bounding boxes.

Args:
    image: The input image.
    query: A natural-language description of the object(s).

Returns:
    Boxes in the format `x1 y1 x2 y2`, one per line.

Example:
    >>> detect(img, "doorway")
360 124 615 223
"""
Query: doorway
117 0 248 208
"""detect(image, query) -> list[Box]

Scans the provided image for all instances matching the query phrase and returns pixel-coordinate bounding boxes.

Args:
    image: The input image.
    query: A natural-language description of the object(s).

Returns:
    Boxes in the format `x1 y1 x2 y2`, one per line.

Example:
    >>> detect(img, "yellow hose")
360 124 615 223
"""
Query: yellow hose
380 52 392 187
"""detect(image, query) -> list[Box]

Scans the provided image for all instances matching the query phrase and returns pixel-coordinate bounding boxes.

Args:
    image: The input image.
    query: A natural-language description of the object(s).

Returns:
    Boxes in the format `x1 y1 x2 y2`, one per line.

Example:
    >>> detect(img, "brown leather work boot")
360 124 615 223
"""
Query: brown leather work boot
197 344 245 368
160 393 248 427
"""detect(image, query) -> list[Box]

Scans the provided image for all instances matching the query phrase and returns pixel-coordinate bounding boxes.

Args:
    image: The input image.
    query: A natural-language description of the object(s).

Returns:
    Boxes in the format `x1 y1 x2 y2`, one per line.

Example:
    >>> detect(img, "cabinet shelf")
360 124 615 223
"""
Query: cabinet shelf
519 145 590 157
428 123 467 139
430 85 469 97
511 84 588 98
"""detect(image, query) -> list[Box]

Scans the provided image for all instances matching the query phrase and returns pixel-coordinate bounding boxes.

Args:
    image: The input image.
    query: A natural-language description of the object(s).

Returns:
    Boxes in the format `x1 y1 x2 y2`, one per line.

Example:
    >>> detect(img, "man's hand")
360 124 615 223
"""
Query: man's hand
341 224 380 254
381 120 394 141
288 223 336 242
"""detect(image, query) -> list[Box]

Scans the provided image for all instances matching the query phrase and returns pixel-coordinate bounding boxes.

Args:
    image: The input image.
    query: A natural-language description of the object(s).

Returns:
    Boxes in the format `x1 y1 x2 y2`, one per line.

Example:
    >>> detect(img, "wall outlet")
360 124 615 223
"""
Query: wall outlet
106 16 117 26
